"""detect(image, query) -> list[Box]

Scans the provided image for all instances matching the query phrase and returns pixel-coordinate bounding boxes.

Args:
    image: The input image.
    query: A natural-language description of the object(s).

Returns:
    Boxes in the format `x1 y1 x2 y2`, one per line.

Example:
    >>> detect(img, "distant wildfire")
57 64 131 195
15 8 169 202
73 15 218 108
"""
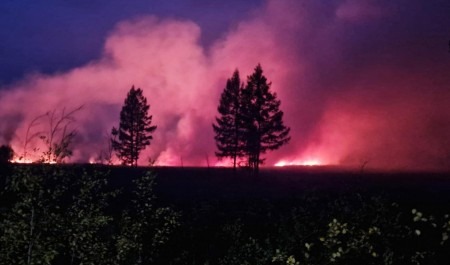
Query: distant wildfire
1 0 449 170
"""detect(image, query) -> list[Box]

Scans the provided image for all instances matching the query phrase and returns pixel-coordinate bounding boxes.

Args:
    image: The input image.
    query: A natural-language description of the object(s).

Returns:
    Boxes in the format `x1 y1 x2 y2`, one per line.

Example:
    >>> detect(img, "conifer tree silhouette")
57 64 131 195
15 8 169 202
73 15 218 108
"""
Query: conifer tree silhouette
112 86 156 166
240 64 290 175
213 70 245 170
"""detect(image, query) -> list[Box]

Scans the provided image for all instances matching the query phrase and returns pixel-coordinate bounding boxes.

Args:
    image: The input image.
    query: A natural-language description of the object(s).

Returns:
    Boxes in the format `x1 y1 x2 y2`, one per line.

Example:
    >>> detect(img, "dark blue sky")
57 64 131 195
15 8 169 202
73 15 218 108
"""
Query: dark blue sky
2 0 449 87
0 0 262 85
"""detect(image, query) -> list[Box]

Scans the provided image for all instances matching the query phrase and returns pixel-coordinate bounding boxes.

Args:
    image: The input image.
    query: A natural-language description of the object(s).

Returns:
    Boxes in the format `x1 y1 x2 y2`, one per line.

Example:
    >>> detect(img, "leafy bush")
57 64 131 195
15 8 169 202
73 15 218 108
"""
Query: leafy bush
0 166 179 265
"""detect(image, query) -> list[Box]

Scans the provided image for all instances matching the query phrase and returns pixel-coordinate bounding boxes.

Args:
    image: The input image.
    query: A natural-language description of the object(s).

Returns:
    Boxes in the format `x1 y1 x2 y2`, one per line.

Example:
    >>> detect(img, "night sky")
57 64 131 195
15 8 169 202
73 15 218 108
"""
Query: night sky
0 0 262 85
1 0 449 170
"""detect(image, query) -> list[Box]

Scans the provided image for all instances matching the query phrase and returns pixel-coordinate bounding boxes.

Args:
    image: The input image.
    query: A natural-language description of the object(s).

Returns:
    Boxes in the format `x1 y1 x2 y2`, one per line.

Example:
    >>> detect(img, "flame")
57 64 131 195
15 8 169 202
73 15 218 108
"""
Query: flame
214 158 234 167
11 154 59 164
11 158 34 164
300 159 322 166
10 158 57 164
274 158 323 167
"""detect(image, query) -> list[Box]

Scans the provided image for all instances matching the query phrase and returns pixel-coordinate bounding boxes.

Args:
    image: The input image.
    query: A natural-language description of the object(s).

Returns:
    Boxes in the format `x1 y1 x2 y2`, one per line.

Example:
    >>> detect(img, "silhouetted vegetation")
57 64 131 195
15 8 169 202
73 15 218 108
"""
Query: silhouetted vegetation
40 107 82 163
213 65 290 175
0 145 13 164
241 64 290 175
17 106 82 163
112 86 157 166
2 165 450 264
213 70 245 170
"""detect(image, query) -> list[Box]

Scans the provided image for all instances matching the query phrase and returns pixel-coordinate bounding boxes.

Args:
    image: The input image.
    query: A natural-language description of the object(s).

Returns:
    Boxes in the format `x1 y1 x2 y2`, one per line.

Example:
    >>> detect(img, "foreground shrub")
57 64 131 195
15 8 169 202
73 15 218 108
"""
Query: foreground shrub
113 171 180 264
0 165 179 265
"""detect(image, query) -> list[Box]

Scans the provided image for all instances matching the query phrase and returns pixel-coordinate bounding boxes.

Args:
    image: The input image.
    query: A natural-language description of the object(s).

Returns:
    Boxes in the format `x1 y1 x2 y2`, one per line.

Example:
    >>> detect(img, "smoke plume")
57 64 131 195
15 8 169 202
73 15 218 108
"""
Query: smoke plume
1 0 449 170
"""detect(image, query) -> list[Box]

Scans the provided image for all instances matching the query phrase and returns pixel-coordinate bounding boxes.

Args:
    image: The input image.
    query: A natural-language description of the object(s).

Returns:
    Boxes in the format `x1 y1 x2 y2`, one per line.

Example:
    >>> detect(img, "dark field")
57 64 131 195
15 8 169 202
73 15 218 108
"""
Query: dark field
4 164 450 204
103 165 450 208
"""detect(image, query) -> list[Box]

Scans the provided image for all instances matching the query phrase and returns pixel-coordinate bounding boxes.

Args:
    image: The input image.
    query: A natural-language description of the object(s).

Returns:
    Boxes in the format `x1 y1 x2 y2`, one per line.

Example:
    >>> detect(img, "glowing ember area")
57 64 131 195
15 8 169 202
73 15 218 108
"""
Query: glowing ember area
11 157 57 164
88 158 102 164
214 158 235 167
299 159 322 166
11 158 34 164
275 159 323 167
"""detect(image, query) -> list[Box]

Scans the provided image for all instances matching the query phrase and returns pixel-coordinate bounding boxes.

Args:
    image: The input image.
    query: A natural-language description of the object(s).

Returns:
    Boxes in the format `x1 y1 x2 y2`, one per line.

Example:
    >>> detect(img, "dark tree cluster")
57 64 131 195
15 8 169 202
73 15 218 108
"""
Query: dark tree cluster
213 64 290 175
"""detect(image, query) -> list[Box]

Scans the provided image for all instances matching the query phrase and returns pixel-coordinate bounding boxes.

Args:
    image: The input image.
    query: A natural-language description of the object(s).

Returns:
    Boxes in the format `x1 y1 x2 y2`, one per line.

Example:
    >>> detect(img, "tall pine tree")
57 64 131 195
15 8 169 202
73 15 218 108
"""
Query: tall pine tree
241 64 290 175
213 70 244 170
112 86 157 166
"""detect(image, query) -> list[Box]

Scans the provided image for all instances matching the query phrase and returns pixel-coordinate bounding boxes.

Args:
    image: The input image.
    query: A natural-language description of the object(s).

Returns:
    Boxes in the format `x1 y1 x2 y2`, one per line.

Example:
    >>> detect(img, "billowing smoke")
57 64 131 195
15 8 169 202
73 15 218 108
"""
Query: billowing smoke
1 0 449 170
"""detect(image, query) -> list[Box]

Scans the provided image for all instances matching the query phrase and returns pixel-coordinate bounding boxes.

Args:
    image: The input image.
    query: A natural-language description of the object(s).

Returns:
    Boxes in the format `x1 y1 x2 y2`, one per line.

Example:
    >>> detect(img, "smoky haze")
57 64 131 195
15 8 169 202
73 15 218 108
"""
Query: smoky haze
0 0 449 170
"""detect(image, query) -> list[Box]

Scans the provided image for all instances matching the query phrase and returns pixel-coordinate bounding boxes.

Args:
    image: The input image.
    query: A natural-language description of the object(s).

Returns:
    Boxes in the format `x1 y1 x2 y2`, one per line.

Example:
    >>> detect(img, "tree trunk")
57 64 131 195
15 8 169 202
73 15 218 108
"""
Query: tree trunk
27 206 35 265
233 150 237 172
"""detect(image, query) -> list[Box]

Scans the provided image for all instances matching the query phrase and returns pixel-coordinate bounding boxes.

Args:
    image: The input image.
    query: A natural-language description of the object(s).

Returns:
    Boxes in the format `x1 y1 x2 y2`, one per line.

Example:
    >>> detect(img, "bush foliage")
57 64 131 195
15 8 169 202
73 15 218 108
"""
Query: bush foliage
0 165 179 265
